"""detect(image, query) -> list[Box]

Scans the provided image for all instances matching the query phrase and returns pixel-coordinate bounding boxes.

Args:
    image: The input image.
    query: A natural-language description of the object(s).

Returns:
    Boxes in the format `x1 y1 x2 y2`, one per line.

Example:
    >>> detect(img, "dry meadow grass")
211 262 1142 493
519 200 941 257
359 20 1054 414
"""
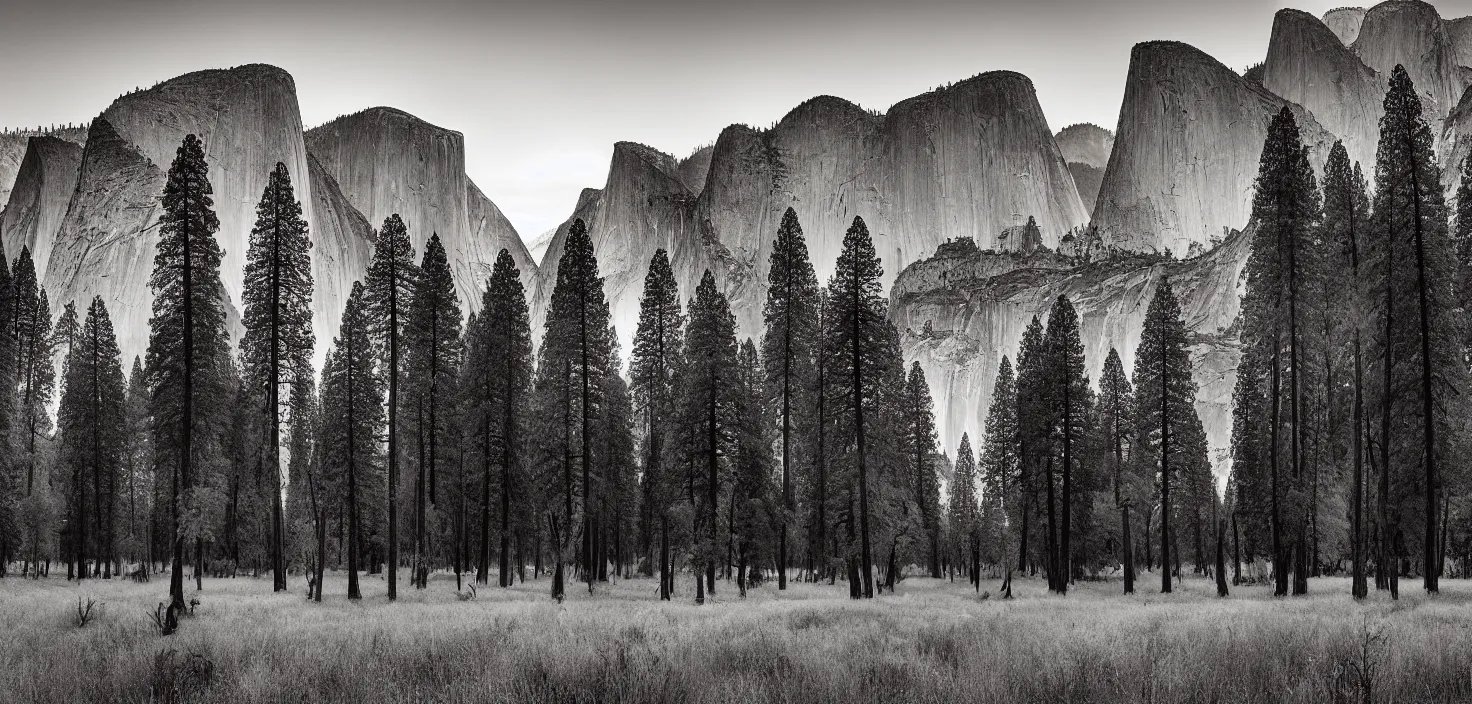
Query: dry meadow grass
1 569 1470 703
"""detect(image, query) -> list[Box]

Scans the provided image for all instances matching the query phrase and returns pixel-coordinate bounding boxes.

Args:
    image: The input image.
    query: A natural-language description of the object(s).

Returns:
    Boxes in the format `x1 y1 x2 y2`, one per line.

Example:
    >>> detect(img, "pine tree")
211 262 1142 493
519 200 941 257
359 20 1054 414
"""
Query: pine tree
677 270 739 603
533 218 612 598
901 362 942 577
146 134 231 611
1322 142 1372 598
979 356 1018 595
321 283 383 600
1098 348 1136 593
404 234 462 588
949 433 979 588
123 357 151 572
1239 107 1322 596
731 339 774 596
12 247 54 498
0 246 16 576
822 217 890 599
57 297 127 580
1014 317 1049 577
1044 295 1092 592
465 249 531 587
760 208 820 590
364 213 417 600
1131 279 1197 594
629 249 684 598
240 162 314 593
1366 65 1463 594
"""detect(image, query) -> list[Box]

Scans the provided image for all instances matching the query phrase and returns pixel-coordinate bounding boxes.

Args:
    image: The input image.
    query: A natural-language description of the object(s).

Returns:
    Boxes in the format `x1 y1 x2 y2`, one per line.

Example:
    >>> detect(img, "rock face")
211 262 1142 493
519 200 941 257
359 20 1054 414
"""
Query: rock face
307 153 375 366
0 136 84 275
305 107 535 313
1325 7 1369 45
43 65 315 362
892 228 1252 480
0 128 85 212
46 117 167 360
1056 123 1114 214
530 142 724 353
1055 123 1114 168
1447 16 1472 66
535 71 1089 353
1352 1 1465 132
1262 9 1384 177
1093 41 1334 256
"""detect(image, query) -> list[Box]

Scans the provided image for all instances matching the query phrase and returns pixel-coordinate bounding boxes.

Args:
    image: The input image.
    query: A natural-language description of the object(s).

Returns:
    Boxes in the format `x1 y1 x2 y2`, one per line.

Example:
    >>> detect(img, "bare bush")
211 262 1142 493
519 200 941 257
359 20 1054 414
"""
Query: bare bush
74 596 97 628
149 649 213 704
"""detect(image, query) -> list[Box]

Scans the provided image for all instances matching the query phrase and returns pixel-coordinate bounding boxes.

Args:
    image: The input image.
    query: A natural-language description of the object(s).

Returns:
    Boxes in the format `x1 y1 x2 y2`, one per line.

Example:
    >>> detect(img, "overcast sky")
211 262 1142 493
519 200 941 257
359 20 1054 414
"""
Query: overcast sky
6 0 1471 247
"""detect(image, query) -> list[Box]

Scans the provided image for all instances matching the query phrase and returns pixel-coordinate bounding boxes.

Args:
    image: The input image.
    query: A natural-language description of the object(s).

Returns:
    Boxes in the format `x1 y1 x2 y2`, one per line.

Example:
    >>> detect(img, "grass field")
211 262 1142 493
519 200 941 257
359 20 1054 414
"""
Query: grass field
1 568 1470 703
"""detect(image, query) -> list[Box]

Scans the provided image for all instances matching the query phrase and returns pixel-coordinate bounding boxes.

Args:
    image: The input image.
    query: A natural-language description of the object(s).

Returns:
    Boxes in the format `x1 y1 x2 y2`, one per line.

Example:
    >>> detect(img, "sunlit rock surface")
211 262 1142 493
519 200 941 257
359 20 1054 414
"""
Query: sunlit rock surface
305 107 535 315
43 65 315 362
534 71 1088 354
1093 41 1333 256
1325 7 1369 45
1352 1 1465 133
1262 9 1384 178
0 128 85 216
892 228 1252 480
45 117 167 360
0 136 84 277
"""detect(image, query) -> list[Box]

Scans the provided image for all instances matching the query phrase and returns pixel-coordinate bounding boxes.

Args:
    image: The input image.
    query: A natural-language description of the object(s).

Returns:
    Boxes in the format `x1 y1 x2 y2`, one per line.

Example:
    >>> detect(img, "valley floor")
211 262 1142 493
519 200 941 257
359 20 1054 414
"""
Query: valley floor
1 569 1470 703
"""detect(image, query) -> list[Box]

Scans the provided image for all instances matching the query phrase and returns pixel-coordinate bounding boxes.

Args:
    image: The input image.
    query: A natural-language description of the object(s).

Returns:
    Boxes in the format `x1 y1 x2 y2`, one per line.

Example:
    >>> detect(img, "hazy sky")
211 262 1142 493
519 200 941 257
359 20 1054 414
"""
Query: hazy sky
6 0 1471 247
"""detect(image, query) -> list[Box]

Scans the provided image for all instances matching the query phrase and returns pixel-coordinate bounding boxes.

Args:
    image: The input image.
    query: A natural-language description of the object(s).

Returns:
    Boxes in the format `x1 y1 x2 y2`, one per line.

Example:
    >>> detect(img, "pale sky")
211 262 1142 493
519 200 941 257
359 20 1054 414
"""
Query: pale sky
5 0 1470 247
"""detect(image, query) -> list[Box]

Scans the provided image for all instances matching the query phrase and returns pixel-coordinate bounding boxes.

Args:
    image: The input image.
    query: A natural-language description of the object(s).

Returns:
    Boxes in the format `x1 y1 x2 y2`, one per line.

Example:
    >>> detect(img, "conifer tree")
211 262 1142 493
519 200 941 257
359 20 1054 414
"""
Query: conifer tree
979 356 1018 595
731 339 774 596
365 214 417 600
761 208 820 589
404 233 462 588
123 357 151 571
1099 348 1136 593
1237 106 1321 596
949 433 979 587
1366 65 1463 594
12 247 54 498
677 270 739 603
901 362 942 577
533 218 612 597
146 134 231 611
57 297 126 580
240 162 314 593
1322 142 1371 598
1044 295 1091 591
822 217 890 599
1131 279 1196 594
0 247 16 575
321 283 383 600
1014 317 1049 575
465 249 531 587
629 249 684 598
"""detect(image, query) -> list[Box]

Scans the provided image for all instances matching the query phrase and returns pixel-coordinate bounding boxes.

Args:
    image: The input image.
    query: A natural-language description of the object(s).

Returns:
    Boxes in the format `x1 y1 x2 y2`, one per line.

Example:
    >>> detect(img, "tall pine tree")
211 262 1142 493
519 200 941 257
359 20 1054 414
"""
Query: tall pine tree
533 218 613 598
365 213 417 600
146 134 230 611
677 270 739 603
760 208 820 589
629 249 684 598
1366 65 1463 594
240 162 314 593
404 233 462 588
1131 279 1197 594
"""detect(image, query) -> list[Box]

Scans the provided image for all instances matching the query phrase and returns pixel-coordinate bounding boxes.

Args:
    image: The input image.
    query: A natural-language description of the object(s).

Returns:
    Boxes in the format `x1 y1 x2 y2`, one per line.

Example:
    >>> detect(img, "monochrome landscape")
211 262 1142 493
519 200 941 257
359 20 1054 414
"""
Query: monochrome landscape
3 1 1472 702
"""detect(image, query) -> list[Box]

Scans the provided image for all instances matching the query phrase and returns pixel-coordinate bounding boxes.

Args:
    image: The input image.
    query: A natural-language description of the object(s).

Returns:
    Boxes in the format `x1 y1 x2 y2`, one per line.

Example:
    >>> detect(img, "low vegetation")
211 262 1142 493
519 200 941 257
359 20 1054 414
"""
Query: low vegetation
2 572 1469 703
